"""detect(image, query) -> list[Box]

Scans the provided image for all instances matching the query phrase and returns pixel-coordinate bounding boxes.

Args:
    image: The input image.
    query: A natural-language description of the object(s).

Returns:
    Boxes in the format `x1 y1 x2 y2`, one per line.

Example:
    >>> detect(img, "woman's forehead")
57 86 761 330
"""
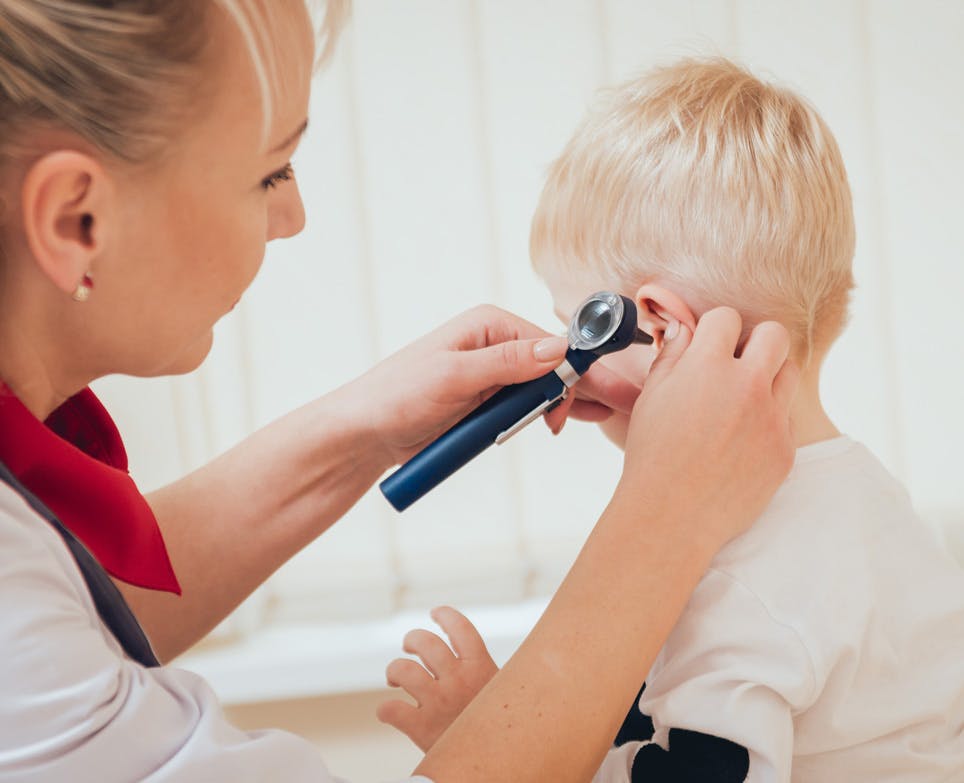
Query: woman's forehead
212 0 315 149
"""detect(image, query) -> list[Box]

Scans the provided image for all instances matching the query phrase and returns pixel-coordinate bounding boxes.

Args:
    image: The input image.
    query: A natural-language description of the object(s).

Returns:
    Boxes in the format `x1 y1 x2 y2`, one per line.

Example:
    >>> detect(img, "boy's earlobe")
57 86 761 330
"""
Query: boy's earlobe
633 283 697 351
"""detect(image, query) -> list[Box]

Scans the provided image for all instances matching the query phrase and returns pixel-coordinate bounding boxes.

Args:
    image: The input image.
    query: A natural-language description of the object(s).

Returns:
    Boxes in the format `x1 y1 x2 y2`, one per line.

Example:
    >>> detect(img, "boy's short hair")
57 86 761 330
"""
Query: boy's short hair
530 57 855 360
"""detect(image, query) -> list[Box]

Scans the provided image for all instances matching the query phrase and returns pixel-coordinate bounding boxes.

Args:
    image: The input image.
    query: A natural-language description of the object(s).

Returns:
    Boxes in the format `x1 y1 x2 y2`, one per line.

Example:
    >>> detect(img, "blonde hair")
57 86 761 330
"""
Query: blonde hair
0 0 350 163
530 58 856 360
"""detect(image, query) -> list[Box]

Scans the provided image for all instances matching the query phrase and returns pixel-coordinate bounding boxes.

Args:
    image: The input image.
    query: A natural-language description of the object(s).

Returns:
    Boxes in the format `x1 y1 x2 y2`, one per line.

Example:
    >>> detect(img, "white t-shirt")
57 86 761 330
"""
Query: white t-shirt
0 481 432 783
595 436 964 782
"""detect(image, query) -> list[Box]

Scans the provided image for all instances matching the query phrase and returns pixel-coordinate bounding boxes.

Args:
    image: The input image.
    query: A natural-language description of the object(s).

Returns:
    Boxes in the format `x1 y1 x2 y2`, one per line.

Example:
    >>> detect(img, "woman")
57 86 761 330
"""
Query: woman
0 2 798 781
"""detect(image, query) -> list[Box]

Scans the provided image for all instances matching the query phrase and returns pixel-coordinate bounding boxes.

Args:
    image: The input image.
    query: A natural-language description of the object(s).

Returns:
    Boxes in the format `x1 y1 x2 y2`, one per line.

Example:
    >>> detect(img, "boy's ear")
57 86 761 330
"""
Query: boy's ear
633 283 698 351
20 150 111 296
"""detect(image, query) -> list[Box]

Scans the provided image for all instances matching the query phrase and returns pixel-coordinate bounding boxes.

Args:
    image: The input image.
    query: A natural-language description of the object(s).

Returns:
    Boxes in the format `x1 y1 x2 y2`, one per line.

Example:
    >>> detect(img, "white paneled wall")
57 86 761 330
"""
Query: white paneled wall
95 0 963 688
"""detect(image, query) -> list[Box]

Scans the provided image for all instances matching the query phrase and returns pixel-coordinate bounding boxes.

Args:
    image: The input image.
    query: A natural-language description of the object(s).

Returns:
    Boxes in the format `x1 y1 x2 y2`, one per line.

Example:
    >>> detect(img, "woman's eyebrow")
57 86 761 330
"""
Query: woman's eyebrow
269 119 308 154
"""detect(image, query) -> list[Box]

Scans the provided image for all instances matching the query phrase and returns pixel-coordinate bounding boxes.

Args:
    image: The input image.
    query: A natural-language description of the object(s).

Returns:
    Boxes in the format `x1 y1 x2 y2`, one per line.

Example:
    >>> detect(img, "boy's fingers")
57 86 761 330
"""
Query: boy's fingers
385 657 435 703
431 606 491 660
375 698 421 733
403 628 458 678
741 321 792 378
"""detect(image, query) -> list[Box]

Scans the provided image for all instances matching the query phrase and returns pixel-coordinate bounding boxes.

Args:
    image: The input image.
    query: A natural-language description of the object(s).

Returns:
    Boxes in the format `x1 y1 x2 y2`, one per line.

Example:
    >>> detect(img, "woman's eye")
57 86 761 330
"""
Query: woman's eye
261 163 294 190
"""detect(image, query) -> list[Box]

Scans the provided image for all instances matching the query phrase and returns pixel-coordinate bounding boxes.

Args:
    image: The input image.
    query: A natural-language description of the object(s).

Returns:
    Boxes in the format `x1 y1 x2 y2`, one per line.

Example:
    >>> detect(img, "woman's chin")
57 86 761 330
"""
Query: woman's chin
149 330 215 377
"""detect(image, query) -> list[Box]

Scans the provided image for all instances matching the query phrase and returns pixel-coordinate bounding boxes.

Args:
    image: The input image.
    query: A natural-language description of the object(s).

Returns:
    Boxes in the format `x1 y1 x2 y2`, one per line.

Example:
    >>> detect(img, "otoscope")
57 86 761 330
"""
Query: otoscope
379 292 653 512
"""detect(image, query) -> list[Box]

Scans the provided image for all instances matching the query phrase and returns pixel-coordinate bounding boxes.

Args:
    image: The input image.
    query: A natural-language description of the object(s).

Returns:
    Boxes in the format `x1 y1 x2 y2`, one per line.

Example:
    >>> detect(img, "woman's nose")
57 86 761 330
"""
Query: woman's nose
267 180 306 241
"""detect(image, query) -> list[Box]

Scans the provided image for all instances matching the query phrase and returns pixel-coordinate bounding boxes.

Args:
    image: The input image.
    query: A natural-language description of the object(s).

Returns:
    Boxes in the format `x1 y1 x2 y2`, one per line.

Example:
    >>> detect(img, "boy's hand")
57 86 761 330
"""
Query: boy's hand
376 606 499 752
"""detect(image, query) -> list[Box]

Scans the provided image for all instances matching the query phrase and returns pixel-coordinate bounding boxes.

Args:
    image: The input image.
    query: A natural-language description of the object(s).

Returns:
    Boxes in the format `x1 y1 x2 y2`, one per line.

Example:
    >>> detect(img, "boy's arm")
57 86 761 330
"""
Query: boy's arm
596 684 750 782
378 606 498 752
595 569 813 782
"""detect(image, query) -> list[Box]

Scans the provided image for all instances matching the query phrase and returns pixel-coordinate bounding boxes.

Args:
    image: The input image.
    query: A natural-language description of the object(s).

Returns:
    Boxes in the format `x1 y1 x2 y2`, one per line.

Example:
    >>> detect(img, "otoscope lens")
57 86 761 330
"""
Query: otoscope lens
568 291 625 351
577 300 614 342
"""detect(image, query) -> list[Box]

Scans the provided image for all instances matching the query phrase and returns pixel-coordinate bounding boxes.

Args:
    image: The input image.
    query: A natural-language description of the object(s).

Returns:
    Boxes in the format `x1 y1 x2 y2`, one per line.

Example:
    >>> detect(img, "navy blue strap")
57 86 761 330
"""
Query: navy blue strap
617 683 750 782
0 461 160 668
615 684 656 747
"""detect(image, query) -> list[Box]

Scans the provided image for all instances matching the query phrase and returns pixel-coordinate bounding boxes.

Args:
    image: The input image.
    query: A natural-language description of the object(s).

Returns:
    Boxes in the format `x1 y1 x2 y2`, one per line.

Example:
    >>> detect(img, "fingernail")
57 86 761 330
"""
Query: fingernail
534 336 567 361
664 319 680 341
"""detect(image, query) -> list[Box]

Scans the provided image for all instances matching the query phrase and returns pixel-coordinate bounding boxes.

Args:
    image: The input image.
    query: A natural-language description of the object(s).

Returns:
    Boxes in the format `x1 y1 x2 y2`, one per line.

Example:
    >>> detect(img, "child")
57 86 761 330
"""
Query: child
377 59 964 781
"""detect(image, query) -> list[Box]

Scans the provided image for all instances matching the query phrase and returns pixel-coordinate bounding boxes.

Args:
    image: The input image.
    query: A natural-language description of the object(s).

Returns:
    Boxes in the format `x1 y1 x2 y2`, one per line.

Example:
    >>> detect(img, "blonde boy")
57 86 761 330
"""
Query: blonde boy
379 59 964 782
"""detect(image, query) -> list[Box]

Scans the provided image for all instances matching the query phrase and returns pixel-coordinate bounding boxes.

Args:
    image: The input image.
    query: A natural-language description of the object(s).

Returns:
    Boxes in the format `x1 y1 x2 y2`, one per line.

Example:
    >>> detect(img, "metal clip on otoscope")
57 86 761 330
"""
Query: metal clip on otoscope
379 291 653 511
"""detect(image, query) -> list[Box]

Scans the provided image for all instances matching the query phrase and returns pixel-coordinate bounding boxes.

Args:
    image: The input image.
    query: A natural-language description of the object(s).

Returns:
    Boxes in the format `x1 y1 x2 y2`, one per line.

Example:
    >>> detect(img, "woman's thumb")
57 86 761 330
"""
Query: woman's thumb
647 320 692 381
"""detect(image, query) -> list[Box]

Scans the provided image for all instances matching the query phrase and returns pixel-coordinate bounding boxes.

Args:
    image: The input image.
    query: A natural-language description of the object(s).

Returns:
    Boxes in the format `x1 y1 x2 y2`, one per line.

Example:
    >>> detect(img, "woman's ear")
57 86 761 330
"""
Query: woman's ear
20 150 111 296
634 283 698 351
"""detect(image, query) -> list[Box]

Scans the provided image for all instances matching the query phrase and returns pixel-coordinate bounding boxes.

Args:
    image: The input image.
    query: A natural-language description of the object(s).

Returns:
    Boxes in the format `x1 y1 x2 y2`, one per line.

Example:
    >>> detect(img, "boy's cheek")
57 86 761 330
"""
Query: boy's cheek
598 345 656 385
596 413 630 451
589 347 652 451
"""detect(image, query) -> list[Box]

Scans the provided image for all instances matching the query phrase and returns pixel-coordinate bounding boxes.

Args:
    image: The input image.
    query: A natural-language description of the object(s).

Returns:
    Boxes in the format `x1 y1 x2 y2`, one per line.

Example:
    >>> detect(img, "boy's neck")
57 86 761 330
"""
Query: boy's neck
790 369 840 448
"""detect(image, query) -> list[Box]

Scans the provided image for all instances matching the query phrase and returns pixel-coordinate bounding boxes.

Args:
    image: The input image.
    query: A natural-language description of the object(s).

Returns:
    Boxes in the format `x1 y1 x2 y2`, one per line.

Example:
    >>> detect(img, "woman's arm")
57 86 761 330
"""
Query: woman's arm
116 385 393 662
416 311 799 783
117 306 641 661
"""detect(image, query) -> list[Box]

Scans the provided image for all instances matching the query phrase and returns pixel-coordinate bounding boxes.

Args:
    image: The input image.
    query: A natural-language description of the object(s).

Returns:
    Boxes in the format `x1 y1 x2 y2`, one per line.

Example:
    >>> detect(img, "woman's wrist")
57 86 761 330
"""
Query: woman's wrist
609 471 722 567
321 378 398 475
285 384 395 507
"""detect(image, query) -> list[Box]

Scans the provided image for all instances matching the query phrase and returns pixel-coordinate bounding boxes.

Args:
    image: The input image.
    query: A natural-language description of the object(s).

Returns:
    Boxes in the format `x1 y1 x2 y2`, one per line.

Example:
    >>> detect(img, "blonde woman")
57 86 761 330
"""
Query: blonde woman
0 2 798 781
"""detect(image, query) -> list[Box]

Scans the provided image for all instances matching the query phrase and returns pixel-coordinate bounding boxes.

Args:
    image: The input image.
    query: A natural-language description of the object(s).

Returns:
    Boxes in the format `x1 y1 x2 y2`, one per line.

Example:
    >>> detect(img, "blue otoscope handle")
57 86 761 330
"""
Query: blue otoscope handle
379 360 579 512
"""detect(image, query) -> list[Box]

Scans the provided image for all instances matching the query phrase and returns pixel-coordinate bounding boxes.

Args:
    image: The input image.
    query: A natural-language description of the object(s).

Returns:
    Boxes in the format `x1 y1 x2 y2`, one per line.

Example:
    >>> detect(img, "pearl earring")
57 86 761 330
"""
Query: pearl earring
72 273 93 302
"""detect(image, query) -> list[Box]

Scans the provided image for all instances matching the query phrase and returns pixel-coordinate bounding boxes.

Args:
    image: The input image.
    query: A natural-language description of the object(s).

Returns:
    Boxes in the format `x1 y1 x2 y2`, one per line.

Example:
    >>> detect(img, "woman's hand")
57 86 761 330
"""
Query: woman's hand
342 304 641 466
377 606 498 752
617 308 800 551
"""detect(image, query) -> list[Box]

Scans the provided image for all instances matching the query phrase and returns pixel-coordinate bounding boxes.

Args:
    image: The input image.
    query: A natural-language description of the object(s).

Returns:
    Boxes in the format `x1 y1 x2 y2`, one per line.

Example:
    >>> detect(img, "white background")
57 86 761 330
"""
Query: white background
92 1 964 780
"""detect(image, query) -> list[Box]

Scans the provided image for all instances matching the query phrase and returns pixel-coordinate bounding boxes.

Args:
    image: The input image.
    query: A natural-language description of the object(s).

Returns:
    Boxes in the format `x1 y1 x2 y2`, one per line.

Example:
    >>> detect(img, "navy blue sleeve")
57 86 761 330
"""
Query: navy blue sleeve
615 683 750 783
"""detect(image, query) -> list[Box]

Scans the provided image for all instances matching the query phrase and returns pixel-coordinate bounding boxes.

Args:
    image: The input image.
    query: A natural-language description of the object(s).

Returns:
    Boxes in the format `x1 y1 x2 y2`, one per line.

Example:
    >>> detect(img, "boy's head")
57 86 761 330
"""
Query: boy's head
531 58 855 443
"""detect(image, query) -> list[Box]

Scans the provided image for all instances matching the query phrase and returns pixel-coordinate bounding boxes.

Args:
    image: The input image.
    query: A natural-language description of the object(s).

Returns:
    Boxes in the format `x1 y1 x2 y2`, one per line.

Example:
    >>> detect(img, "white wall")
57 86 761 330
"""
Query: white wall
94 1 964 780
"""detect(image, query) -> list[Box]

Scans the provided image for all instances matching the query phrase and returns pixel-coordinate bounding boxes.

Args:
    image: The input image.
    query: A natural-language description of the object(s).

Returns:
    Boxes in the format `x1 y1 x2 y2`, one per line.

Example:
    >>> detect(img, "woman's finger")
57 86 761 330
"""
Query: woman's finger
577 364 641 415
772 358 801 410
740 320 792 378
567 399 617 423
386 657 436 704
543 394 575 434
444 305 552 352
688 306 743 358
452 336 568 393
644 321 693 385
403 628 458 678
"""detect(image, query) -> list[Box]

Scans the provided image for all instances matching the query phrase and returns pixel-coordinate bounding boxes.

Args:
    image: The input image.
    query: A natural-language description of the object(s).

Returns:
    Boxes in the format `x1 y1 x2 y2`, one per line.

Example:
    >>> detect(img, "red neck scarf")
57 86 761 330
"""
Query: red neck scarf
0 385 180 594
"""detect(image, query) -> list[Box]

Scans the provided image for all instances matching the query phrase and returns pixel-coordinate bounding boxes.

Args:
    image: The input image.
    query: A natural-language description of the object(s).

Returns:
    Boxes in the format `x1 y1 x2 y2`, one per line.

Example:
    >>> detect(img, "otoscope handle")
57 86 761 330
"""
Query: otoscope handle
379 360 581 512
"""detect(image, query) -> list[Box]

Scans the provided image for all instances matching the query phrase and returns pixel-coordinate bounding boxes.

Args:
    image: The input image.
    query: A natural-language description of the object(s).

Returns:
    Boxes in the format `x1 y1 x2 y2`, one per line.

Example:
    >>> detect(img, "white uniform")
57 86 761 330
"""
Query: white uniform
0 481 432 783
594 437 964 782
